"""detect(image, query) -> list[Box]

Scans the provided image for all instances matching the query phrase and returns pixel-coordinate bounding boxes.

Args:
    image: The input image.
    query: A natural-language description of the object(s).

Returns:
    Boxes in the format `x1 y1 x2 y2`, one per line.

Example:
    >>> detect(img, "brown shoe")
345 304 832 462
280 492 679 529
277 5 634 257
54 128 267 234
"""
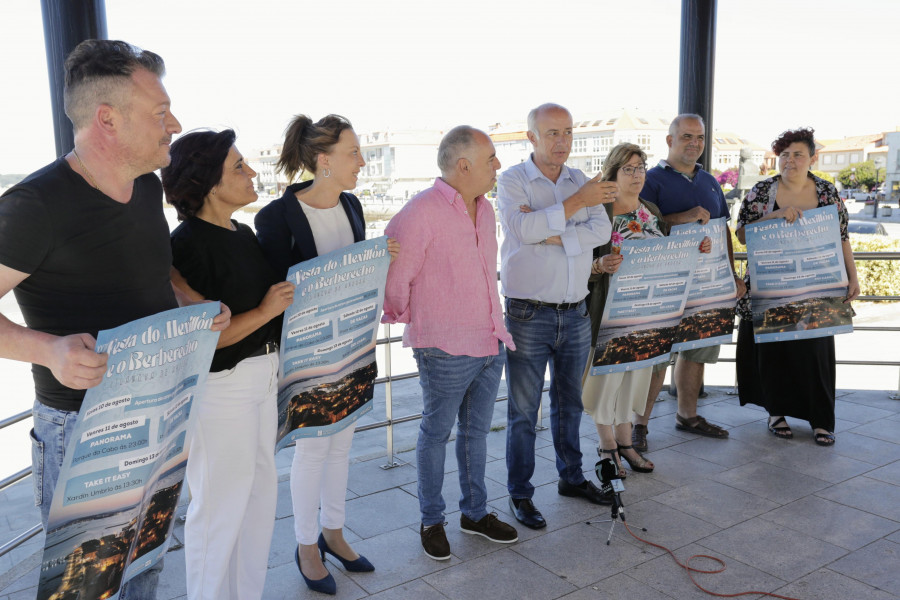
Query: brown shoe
632 424 648 452
675 414 728 438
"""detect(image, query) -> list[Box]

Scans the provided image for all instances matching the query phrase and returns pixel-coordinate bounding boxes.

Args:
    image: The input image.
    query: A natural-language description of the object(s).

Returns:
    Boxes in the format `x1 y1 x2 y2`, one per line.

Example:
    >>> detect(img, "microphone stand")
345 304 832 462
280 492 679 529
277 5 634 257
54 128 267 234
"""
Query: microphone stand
587 459 647 545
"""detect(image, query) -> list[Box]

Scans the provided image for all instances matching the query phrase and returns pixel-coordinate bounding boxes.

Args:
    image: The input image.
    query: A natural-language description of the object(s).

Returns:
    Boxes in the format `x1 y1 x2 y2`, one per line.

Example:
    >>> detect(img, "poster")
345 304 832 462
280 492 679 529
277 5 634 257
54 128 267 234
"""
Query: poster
37 303 220 600
670 217 738 352
590 233 705 375
744 204 853 343
276 237 391 450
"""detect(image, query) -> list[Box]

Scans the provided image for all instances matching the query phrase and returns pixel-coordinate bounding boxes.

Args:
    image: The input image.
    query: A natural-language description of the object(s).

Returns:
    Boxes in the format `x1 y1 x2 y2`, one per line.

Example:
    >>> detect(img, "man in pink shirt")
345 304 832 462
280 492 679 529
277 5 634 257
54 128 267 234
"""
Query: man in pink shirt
383 126 518 560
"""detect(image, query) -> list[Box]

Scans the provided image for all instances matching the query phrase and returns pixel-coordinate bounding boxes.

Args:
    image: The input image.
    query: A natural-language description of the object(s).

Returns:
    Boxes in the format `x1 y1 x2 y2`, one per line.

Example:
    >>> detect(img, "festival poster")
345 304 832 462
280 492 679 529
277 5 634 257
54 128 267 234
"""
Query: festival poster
590 234 705 375
669 217 738 352
276 237 391 451
744 204 853 343
37 303 220 600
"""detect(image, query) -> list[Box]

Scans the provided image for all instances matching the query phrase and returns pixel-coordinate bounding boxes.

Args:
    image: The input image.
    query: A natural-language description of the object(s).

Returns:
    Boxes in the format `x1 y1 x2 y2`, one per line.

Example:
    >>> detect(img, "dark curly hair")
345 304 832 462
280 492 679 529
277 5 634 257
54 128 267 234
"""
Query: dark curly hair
276 114 354 182
772 127 816 157
162 129 236 221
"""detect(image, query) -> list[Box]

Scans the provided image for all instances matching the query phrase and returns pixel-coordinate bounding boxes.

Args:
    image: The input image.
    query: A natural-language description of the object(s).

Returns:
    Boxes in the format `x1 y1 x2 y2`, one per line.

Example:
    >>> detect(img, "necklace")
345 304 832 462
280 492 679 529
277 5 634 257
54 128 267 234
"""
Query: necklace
72 149 101 192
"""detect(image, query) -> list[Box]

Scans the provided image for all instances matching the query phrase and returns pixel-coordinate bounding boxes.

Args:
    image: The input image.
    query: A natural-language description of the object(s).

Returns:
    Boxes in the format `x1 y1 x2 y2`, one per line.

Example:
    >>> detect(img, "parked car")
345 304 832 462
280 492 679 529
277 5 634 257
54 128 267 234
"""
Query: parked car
848 221 888 236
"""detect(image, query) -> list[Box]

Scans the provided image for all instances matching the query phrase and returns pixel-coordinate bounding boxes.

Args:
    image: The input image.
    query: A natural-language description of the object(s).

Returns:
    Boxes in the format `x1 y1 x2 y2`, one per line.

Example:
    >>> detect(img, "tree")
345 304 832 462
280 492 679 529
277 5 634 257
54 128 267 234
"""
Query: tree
810 170 834 184
836 161 877 190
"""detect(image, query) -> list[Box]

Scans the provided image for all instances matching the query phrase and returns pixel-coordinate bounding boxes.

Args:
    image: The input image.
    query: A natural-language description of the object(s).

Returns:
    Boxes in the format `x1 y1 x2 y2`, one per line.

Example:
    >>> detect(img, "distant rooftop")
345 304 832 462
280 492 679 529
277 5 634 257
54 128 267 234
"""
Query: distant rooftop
819 133 885 152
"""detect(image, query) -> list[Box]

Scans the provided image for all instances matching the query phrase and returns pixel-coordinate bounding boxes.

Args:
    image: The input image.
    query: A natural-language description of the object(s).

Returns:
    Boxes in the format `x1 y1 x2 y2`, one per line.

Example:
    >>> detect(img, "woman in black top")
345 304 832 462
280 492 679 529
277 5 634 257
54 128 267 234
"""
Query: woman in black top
162 129 294 600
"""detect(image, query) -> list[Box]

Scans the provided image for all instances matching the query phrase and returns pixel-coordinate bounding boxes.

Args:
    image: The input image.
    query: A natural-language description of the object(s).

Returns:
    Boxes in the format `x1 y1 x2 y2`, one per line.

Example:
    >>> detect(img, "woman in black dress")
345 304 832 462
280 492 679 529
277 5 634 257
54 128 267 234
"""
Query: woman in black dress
735 127 859 446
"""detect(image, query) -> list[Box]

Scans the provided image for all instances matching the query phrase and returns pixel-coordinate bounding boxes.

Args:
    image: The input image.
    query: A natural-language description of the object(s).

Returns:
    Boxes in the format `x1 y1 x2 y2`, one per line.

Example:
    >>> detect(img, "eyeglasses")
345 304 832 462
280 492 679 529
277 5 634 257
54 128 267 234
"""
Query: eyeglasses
620 165 647 177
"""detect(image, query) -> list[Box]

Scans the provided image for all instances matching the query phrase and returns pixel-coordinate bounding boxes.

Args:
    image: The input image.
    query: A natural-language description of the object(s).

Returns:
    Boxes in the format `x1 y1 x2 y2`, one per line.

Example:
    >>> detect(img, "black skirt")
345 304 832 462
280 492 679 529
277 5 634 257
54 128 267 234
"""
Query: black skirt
736 320 836 431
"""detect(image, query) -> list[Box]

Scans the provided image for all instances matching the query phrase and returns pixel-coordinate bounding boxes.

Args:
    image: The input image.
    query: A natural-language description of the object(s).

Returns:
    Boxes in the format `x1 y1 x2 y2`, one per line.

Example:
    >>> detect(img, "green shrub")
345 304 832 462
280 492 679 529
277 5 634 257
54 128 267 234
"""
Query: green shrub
851 235 900 299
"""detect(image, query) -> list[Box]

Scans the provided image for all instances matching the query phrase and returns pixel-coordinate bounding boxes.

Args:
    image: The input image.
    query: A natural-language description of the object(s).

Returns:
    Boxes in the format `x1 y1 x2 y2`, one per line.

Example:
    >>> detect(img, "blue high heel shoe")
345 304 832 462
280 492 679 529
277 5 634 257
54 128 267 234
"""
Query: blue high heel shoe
318 532 375 572
295 544 336 595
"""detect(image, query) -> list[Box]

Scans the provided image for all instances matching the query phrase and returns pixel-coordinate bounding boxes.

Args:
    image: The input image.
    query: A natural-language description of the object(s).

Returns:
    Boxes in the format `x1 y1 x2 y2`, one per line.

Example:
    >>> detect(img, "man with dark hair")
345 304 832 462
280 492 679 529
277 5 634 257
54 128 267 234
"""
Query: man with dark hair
633 113 746 451
0 39 229 599
499 103 615 530
384 126 518 560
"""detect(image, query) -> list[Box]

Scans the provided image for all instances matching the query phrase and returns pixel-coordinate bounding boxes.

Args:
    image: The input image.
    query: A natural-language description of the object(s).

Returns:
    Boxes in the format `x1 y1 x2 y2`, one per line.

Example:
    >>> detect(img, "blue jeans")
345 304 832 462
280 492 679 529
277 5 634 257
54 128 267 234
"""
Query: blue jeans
505 298 591 499
31 400 162 599
413 345 504 526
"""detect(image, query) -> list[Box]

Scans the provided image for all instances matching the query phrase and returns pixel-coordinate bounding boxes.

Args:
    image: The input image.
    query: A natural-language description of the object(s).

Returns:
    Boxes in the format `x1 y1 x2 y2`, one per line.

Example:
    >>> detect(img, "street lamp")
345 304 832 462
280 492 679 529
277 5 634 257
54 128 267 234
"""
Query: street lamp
873 155 885 189
872 155 886 218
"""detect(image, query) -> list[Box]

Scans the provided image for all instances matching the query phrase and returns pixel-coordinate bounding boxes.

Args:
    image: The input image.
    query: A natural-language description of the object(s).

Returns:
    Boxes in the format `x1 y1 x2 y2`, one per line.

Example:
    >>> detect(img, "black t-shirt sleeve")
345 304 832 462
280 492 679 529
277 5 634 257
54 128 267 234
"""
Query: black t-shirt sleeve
0 185 53 274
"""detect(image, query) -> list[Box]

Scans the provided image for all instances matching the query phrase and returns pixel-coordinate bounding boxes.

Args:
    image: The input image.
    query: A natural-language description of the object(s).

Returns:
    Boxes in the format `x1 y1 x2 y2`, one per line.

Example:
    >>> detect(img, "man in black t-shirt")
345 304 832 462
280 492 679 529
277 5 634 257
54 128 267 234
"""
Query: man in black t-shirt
0 40 229 600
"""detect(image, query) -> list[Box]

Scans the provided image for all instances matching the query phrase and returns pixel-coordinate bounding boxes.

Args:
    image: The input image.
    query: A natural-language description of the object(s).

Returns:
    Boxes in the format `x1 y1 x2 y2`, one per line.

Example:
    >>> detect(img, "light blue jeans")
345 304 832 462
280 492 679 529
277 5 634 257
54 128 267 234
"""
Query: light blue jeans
31 400 162 599
413 344 504 526
505 298 591 499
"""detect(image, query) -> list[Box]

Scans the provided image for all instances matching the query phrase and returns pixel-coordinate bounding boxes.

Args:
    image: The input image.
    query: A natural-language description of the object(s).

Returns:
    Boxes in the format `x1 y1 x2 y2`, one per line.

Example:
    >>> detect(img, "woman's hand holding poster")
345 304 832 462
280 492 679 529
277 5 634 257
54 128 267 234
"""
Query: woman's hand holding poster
591 233 705 375
276 237 391 450
743 204 853 342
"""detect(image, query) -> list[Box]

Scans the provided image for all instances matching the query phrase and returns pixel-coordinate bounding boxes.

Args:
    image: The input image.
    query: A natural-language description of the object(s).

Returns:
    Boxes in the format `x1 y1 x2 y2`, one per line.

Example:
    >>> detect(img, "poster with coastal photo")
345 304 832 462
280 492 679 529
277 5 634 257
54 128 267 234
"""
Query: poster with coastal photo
669 217 738 352
37 303 220 600
590 233 705 375
276 237 391 450
744 204 853 343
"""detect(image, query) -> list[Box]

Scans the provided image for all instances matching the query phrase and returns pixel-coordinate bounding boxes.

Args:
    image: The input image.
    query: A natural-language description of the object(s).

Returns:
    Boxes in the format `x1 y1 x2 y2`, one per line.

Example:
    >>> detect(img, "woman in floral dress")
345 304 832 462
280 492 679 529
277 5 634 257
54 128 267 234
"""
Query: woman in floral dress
735 127 859 446
582 143 710 477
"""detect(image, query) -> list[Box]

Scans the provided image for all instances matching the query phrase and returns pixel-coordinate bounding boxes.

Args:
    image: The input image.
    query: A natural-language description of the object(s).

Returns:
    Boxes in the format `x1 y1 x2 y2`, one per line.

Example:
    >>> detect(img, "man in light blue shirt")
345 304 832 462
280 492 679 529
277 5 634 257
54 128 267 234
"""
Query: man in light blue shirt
498 103 615 529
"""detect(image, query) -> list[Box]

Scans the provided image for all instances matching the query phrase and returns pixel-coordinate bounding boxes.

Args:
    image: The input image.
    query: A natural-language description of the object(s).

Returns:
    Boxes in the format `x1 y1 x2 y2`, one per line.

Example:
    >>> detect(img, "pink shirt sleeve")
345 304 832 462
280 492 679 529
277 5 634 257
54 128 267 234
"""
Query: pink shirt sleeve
382 206 428 324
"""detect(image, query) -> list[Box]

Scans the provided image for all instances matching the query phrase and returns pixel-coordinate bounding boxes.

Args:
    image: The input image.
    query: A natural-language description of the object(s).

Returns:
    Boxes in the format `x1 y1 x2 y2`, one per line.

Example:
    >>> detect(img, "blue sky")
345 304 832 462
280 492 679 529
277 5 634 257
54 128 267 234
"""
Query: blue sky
1 0 897 174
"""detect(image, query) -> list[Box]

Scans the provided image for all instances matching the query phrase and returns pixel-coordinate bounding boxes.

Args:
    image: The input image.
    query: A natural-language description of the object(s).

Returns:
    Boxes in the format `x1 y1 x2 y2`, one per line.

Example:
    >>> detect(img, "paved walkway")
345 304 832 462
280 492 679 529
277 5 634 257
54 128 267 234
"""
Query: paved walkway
2 382 899 600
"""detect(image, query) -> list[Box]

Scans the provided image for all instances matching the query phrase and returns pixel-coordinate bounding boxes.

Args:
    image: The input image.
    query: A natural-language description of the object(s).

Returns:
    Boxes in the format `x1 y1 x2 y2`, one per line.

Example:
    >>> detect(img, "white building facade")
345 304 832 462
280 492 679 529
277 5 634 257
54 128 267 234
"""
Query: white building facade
357 129 442 199
883 131 900 201
490 109 763 178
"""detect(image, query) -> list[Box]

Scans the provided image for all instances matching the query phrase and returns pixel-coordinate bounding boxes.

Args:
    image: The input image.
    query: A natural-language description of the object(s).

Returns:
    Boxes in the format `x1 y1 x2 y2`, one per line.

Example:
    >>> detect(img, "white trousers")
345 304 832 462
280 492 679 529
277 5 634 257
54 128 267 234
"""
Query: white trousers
185 354 278 600
582 366 652 426
290 424 355 545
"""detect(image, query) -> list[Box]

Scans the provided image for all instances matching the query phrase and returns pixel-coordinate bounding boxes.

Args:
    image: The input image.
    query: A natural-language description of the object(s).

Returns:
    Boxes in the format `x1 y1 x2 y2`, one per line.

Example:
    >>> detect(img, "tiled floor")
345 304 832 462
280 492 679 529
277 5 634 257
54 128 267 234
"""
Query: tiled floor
2 385 899 600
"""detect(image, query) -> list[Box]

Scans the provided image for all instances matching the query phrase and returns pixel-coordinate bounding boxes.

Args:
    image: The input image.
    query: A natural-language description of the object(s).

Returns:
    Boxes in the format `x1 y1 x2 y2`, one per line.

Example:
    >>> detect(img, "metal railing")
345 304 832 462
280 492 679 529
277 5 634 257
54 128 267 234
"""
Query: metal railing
2 250 898 560
0 410 42 557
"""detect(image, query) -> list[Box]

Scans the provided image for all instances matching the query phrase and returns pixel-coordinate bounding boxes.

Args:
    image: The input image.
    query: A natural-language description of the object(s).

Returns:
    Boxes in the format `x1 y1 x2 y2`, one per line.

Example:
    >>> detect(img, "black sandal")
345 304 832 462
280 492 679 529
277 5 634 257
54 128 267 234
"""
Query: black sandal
814 431 835 446
617 444 654 473
767 416 793 439
597 447 626 479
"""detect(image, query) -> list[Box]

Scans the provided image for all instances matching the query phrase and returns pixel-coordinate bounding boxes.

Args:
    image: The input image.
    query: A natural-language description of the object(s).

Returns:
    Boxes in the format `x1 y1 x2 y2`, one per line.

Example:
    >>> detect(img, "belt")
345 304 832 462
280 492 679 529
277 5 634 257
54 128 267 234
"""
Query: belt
509 298 582 311
247 340 279 358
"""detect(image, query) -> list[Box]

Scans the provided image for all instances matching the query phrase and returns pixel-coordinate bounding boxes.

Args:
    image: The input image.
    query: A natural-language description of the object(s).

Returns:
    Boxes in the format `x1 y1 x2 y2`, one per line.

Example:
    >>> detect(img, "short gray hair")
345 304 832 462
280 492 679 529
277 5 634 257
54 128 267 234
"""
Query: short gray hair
668 113 705 137
527 103 570 137
64 39 166 130
437 125 480 174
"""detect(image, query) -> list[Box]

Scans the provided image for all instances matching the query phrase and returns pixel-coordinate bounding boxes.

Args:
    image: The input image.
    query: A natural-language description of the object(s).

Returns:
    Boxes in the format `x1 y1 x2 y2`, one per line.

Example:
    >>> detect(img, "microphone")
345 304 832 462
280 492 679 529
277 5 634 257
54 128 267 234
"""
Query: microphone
595 458 625 520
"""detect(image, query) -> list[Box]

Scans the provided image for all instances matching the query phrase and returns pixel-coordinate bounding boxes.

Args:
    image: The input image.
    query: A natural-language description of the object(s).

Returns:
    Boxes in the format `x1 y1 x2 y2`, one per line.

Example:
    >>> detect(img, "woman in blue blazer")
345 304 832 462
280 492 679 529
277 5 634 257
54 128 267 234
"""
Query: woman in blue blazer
255 114 380 595
255 175 366 276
